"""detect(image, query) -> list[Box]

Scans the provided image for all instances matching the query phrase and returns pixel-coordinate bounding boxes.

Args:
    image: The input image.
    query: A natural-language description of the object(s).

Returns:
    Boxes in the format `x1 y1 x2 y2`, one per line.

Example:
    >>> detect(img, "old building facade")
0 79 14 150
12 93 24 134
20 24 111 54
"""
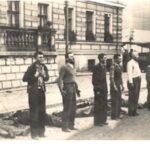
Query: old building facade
0 0 124 90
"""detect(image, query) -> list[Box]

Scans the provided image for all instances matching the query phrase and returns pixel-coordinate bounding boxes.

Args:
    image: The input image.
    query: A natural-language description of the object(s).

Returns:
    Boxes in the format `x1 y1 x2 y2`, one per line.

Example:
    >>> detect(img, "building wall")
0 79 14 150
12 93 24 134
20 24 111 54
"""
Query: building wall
52 0 123 71
0 0 123 89
0 54 58 90
0 0 123 41
56 41 121 71
0 1 7 26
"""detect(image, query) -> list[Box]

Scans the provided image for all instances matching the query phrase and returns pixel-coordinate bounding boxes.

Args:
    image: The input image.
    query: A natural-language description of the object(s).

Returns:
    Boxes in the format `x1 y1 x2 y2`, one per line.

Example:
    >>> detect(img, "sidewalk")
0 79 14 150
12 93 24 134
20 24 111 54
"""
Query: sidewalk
0 73 147 114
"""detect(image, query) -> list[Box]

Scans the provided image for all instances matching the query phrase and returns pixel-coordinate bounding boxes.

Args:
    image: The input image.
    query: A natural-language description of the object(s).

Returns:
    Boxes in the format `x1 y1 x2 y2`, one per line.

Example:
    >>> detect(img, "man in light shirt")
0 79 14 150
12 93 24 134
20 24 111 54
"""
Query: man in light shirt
127 49 141 116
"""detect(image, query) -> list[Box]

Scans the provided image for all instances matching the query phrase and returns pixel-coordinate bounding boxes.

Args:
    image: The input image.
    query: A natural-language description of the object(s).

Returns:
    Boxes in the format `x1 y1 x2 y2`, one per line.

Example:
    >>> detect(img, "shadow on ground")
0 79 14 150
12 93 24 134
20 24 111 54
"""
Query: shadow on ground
67 108 150 140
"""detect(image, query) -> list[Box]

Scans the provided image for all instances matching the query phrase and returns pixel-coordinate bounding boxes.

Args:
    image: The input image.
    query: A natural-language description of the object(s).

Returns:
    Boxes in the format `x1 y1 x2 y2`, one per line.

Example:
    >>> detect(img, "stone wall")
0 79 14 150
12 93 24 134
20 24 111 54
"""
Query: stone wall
0 0 124 89
0 1 7 26
56 41 121 72
0 55 58 90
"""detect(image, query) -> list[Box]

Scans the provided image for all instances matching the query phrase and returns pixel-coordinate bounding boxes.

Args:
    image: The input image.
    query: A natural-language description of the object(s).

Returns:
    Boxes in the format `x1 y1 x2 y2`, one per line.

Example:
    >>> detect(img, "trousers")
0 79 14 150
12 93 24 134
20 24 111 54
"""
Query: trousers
62 83 76 129
28 90 46 137
110 85 121 119
127 77 141 115
94 89 107 125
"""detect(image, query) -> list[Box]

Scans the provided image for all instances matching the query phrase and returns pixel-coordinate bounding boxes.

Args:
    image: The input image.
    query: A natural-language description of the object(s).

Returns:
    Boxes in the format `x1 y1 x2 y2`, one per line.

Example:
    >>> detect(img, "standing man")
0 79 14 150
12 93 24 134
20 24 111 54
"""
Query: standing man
23 51 49 139
127 50 141 116
92 53 108 126
57 52 80 132
110 54 124 120
146 65 150 110
123 49 129 72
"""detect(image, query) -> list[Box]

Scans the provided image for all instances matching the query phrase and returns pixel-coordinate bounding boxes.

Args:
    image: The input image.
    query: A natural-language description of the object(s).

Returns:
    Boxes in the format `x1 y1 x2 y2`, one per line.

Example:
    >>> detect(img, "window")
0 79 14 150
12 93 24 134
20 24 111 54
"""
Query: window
86 11 93 33
86 11 95 41
68 8 73 31
38 3 48 28
64 7 75 31
8 1 19 27
64 7 76 43
104 14 113 43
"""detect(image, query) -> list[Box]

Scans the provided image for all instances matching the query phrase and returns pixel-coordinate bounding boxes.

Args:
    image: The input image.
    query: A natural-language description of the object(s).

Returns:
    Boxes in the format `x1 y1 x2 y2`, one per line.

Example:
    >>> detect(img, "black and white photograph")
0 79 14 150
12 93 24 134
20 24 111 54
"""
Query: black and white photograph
0 0 150 143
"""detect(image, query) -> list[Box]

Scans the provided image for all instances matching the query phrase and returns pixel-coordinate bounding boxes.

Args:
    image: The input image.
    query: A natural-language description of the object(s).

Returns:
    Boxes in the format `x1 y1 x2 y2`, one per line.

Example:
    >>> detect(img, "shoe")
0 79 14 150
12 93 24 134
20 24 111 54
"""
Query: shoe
133 113 139 116
119 115 123 119
103 122 108 125
111 117 117 120
32 136 40 140
128 112 139 117
128 113 134 116
39 134 46 137
62 128 71 132
94 124 104 127
69 127 78 130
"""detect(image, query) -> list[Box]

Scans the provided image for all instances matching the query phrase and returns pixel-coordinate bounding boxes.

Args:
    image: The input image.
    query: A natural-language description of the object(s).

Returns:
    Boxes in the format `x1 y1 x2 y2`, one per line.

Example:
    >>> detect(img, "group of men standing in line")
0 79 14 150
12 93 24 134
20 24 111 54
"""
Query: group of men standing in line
92 50 142 127
22 49 149 139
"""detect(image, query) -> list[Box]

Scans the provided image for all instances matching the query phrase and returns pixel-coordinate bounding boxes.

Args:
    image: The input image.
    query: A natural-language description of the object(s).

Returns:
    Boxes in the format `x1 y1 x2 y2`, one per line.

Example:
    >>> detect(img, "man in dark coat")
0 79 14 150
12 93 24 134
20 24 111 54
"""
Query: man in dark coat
92 53 108 126
57 52 80 132
110 54 124 120
23 51 49 139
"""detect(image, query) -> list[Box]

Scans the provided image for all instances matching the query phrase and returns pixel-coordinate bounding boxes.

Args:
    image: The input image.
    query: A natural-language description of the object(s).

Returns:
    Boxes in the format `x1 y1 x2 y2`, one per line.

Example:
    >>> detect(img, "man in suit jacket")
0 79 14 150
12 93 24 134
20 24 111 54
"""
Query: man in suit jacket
23 51 49 139
92 53 108 126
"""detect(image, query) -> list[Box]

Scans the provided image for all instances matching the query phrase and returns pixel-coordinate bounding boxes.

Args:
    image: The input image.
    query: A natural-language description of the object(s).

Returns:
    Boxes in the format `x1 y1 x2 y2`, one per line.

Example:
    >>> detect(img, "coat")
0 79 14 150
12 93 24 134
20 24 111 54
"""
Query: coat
23 61 49 93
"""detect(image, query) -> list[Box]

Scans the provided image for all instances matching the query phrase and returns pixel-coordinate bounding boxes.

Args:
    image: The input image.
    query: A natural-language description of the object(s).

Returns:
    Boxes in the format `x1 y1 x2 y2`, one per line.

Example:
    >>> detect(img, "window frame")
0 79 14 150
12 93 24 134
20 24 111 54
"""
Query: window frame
7 1 20 27
64 6 76 32
38 3 49 28
86 10 96 34
104 13 113 43
86 10 96 41
104 13 113 34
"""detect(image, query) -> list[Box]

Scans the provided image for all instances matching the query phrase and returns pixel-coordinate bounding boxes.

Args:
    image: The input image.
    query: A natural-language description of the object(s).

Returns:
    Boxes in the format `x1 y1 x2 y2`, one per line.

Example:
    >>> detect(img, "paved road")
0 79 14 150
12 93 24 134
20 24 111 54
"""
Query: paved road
7 83 149 140
0 73 148 140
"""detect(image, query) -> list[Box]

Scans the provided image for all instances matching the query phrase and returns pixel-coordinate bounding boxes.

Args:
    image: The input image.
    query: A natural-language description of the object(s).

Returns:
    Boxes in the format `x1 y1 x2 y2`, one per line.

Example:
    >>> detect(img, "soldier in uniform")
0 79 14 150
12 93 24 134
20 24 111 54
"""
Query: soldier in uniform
110 54 124 120
92 53 108 126
127 50 141 116
146 65 150 110
23 51 49 139
57 52 80 132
